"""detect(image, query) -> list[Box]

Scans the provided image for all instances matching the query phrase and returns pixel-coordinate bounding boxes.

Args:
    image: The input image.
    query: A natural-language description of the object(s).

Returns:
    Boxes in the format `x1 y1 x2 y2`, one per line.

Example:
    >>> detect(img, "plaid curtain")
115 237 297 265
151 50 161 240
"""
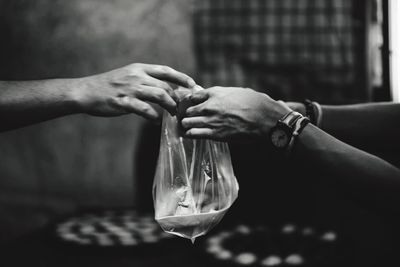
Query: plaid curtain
194 0 364 103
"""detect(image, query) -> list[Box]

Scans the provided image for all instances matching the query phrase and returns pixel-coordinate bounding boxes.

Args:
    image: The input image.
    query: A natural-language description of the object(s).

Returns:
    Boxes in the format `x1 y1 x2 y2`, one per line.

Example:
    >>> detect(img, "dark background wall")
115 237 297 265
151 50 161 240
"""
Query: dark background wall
0 0 195 241
0 2 396 265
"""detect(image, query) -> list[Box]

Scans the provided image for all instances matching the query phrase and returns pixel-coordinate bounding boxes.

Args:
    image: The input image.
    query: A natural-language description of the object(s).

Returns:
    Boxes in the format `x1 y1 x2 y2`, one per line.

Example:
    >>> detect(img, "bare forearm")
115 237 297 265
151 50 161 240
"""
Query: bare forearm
295 124 400 215
0 63 197 132
0 79 83 131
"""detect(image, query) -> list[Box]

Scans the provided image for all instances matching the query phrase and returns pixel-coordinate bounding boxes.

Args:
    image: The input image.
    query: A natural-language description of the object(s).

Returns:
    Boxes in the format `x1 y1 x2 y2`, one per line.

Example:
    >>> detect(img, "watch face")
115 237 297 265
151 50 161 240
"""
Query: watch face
271 128 290 148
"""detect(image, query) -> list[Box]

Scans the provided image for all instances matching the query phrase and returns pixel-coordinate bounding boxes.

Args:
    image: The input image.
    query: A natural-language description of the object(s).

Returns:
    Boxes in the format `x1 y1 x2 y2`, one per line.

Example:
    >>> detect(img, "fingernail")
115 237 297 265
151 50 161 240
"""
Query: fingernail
188 79 196 88
193 85 203 91
180 119 187 128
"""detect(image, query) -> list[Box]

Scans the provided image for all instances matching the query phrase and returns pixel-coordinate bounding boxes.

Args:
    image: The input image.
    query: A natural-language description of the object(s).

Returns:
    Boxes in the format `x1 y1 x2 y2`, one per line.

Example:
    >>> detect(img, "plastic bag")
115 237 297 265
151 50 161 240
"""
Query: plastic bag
153 90 239 242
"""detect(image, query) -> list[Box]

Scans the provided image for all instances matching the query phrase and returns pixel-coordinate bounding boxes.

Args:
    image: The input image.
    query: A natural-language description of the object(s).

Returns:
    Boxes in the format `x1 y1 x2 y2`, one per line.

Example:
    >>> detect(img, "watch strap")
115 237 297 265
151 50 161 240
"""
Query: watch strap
270 111 304 150
281 111 303 127
286 116 310 153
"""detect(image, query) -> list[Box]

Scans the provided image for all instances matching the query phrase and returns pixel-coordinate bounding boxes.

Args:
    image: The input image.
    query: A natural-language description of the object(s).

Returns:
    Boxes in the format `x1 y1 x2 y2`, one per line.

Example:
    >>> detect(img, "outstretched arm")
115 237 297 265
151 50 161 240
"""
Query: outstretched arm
0 63 195 132
288 102 400 151
182 87 400 215
296 123 400 215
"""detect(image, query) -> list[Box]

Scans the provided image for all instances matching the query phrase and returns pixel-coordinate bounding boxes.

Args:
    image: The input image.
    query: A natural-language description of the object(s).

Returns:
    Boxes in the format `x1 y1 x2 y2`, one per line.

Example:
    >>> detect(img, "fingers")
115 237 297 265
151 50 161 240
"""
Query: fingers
185 128 215 139
185 103 209 117
145 65 196 88
181 117 209 129
117 97 161 121
137 86 177 115
142 76 179 102
190 90 209 104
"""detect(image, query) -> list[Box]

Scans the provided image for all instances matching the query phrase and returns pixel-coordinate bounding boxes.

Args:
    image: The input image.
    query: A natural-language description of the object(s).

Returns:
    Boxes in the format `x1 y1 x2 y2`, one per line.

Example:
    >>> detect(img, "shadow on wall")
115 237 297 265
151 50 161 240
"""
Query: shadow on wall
0 0 195 242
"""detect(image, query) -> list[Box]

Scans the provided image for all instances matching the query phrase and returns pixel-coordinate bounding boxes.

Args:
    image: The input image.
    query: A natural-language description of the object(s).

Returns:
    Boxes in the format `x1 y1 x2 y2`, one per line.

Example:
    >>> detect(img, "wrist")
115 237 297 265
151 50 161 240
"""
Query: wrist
272 100 293 122
68 76 95 114
45 77 86 115
286 102 306 116
259 95 292 136
269 110 310 153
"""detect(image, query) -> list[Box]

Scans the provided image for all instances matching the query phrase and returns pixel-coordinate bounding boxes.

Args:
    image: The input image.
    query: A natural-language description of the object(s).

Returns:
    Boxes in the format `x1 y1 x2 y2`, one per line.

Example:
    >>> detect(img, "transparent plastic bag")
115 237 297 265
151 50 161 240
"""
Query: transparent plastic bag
153 90 239 242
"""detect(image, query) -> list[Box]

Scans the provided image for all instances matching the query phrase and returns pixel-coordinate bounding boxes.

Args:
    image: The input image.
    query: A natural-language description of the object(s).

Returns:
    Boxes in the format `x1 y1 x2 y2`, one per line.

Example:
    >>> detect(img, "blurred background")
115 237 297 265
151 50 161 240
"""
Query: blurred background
0 0 196 240
0 0 398 266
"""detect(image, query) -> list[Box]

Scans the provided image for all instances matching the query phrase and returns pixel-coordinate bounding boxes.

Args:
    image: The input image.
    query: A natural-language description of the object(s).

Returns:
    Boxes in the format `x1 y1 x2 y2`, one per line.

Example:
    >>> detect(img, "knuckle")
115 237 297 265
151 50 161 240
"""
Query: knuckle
162 65 173 72
155 91 166 100
158 91 173 104
110 97 123 108
123 68 144 80
128 63 141 72
158 81 170 90
129 74 144 81
154 88 166 98
134 86 144 95
203 105 214 113
113 96 131 109
156 65 172 74
154 65 164 72
141 105 150 114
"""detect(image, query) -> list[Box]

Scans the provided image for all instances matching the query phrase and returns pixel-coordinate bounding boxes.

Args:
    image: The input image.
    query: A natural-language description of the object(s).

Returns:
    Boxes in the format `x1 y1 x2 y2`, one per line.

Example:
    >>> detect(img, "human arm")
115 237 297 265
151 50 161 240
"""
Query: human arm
181 87 400 215
287 101 400 151
295 123 400 215
0 63 195 132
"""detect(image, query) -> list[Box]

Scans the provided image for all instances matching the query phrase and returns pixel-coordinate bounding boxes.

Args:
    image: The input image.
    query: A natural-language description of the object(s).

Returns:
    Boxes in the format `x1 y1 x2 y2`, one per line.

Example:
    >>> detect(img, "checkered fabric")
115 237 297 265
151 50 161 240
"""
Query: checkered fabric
194 0 363 102
55 211 174 247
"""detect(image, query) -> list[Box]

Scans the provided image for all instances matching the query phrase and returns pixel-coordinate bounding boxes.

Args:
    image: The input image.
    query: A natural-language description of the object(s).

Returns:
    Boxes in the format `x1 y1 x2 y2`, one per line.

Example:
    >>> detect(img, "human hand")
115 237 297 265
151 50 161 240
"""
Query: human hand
286 101 306 116
76 63 196 121
181 87 292 142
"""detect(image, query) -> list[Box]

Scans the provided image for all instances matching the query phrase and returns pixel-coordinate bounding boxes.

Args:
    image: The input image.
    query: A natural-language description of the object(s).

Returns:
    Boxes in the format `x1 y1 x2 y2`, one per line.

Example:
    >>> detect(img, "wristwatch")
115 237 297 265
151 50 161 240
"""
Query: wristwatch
269 111 308 151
